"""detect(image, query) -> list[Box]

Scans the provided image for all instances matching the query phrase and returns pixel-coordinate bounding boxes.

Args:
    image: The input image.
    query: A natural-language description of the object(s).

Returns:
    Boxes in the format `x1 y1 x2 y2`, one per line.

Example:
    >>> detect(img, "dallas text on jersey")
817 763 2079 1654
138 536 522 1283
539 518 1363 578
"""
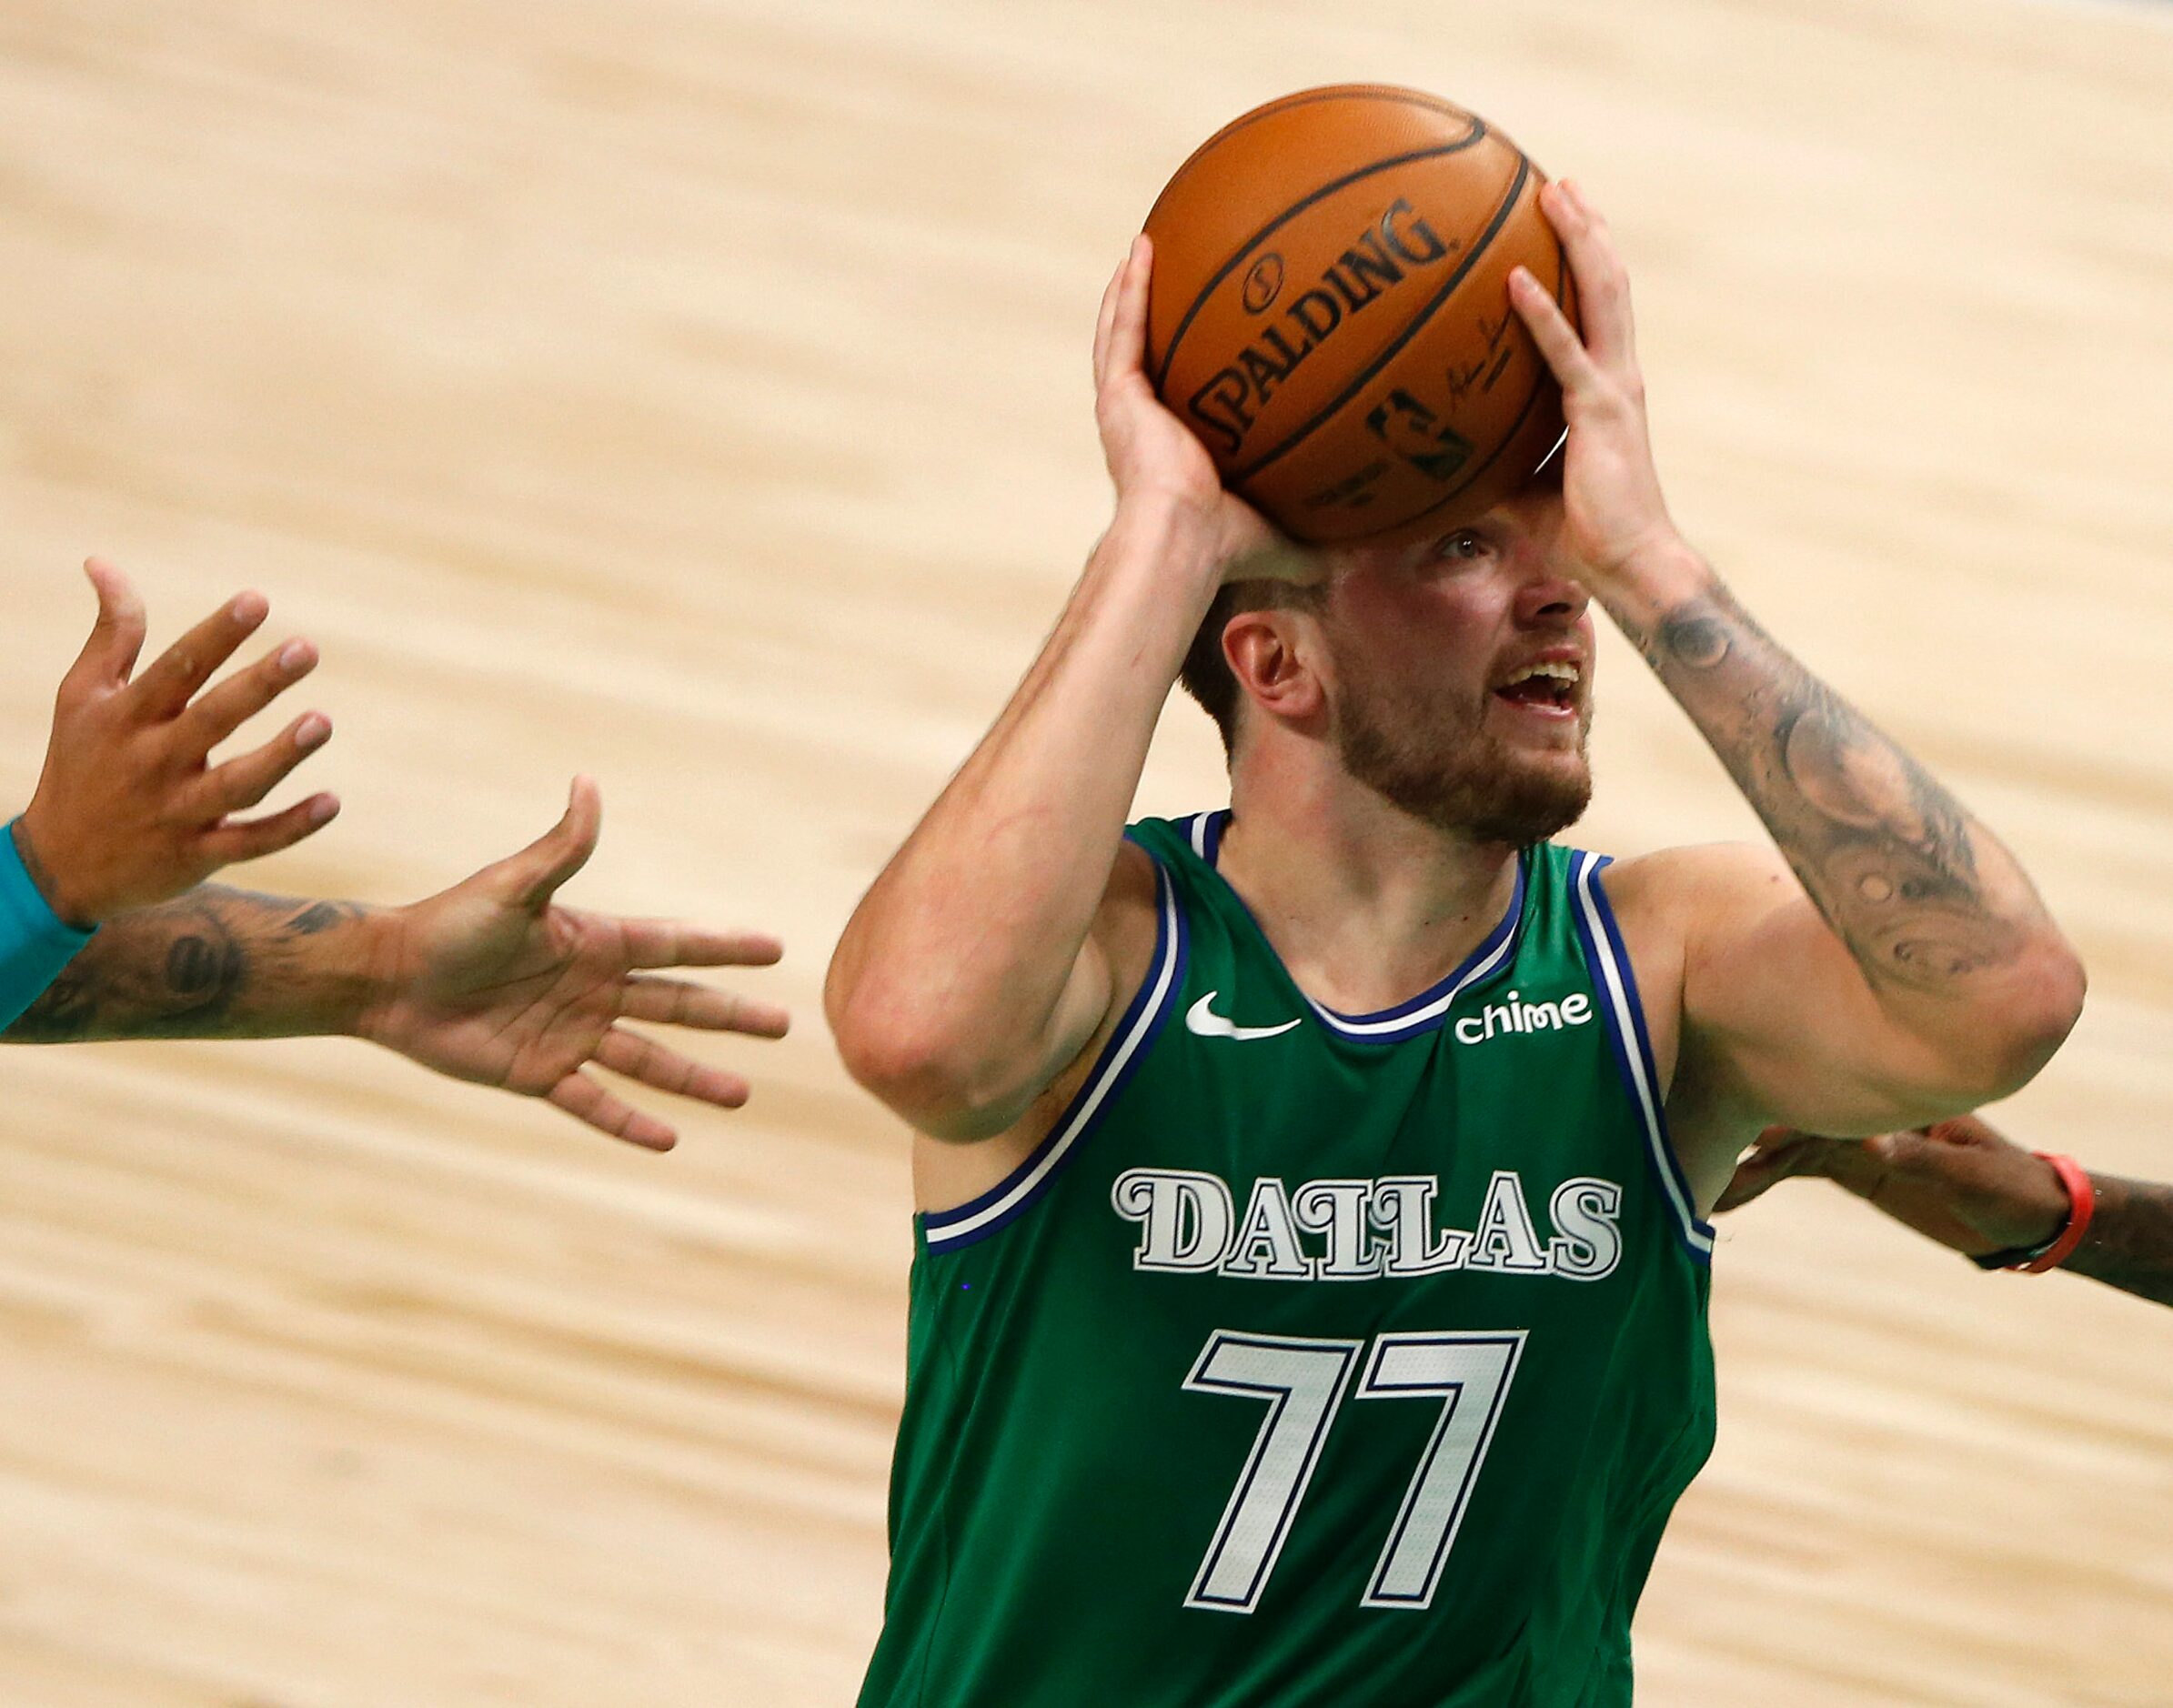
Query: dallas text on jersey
1113 1168 1625 1282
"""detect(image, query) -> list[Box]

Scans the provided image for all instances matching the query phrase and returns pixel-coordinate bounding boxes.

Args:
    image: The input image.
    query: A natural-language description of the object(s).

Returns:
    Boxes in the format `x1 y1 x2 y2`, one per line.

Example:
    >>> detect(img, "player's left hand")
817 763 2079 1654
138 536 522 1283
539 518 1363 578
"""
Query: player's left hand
1507 180 1684 590
357 778 788 1150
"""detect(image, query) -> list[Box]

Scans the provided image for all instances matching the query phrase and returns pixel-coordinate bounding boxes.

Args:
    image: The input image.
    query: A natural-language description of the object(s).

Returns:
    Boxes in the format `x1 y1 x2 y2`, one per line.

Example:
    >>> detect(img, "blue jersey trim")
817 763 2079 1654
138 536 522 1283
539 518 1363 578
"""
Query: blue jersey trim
1305 854 1525 1041
1194 809 1526 1044
921 847 1189 1252
0 818 96 1031
1567 849 1714 1261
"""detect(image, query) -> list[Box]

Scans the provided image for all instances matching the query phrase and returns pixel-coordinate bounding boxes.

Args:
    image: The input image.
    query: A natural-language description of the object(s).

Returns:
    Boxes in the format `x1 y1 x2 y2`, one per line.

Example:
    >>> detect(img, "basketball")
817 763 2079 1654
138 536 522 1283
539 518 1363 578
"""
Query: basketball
1142 85 1579 546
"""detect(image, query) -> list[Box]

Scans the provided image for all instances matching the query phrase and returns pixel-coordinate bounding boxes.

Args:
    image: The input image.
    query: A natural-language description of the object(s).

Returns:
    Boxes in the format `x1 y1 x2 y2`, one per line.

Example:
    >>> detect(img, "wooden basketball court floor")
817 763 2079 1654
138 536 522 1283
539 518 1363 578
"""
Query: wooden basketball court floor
1 0 2169 1701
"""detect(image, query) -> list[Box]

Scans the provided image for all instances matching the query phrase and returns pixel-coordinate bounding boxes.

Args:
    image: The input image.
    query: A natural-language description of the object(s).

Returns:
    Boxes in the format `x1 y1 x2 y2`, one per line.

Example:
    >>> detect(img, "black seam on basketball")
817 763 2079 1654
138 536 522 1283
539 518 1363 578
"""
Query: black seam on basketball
1360 231 1570 535
1227 151 1533 483
1149 126 1491 393
1152 86 1483 206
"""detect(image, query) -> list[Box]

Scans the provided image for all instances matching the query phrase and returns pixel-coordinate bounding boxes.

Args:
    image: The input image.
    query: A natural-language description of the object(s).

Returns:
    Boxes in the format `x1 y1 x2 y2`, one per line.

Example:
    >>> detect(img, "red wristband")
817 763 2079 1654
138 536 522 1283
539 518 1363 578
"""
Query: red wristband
2019 1153 2096 1274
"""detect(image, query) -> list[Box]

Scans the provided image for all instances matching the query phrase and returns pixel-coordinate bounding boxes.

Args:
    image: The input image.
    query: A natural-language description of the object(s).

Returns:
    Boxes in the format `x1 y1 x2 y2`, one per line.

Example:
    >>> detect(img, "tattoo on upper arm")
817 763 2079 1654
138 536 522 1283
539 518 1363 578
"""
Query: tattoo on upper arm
2067 1176 2173 1310
1629 582 2028 997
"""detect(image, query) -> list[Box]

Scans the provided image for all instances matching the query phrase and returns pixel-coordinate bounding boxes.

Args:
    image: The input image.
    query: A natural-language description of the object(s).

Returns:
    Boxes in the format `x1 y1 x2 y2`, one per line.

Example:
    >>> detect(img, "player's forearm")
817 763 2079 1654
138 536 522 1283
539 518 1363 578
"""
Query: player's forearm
2065 1174 2173 1309
1602 539 2083 1087
1 885 387 1043
828 497 1222 1087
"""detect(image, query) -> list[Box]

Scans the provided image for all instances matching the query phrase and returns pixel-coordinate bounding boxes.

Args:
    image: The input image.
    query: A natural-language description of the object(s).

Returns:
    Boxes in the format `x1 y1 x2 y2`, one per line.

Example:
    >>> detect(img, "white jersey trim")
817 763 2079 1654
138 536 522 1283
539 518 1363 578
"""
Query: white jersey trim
1570 850 1715 1259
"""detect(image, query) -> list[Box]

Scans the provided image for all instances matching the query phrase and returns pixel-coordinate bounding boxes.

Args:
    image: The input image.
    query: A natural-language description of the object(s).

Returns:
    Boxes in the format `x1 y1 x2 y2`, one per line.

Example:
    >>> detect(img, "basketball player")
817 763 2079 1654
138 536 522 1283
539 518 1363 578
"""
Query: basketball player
826 179 2086 1704
1719 1116 2173 1307
5 560 785 1150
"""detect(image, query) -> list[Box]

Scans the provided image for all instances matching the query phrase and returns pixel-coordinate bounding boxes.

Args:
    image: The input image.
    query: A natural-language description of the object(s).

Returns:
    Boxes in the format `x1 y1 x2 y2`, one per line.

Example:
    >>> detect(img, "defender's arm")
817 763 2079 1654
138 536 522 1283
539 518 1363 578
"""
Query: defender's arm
1721 1118 2173 1310
7 782 790 1152
4 884 379 1042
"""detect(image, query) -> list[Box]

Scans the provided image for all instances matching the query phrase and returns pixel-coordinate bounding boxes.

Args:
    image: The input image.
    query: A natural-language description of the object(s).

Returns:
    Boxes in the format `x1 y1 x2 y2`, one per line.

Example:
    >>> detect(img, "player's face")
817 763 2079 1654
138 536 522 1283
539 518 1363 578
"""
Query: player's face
1312 488 1595 846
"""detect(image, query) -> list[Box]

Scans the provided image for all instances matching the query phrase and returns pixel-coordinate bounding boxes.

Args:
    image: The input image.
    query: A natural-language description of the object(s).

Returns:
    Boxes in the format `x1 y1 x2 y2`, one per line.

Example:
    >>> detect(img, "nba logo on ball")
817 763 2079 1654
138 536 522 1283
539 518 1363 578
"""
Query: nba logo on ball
1143 85 1580 546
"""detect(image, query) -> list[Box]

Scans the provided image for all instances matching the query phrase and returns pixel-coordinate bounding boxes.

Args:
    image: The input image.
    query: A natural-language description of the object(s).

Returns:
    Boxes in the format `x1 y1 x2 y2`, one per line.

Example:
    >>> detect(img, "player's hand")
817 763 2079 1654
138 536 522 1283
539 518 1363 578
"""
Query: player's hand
357 778 789 1151
1093 236 1311 585
1715 1115 2069 1256
1507 181 1683 590
15 559 337 928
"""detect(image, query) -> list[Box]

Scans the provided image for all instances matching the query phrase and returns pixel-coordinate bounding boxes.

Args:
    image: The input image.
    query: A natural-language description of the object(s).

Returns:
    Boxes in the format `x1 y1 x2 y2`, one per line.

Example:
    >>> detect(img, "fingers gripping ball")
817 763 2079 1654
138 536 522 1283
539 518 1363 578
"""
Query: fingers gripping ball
1143 85 1580 545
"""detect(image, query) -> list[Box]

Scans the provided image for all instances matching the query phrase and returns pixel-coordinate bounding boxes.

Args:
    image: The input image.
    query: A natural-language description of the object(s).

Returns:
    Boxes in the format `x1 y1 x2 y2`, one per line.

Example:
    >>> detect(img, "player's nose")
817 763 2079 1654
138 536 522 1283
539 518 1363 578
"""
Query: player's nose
1512 557 1590 626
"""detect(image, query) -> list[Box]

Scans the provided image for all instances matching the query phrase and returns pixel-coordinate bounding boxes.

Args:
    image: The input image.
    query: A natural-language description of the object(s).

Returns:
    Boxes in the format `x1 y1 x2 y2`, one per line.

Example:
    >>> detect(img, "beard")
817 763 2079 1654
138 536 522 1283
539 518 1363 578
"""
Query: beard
1331 660 1594 848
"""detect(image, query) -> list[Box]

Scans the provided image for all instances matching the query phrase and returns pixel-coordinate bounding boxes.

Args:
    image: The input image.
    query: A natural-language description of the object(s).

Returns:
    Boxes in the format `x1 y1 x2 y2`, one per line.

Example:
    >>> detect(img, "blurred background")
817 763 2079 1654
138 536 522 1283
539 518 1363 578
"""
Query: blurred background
1 0 2168 1701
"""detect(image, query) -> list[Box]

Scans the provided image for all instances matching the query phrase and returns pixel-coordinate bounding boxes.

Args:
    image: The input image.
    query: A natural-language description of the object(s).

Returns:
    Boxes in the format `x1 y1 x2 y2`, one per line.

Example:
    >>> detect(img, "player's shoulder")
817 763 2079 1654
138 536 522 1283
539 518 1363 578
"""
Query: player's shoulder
1597 840 1796 931
1572 843 1794 1109
1589 843 1799 1018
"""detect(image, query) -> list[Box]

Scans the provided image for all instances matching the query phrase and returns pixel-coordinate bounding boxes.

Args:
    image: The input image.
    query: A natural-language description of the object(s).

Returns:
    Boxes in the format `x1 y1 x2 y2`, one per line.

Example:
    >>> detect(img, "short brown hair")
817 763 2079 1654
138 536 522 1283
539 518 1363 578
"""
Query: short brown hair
1176 578 1326 758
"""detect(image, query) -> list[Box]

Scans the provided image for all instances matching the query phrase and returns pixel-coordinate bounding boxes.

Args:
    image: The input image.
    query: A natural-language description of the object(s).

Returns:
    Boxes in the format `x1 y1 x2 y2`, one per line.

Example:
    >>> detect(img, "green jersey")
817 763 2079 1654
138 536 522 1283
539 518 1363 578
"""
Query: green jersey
860 812 1715 1708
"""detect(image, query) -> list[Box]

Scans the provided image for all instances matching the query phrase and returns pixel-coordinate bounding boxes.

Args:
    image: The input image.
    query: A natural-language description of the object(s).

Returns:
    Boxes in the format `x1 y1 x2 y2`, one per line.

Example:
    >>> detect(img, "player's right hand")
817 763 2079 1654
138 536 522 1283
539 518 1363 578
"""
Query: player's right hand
14 559 339 927
1092 236 1313 586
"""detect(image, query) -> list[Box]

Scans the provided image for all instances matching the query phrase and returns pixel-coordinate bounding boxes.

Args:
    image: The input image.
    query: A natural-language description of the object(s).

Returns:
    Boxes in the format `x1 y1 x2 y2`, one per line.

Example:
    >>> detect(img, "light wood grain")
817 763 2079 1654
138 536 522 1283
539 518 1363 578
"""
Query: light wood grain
2 0 2169 1701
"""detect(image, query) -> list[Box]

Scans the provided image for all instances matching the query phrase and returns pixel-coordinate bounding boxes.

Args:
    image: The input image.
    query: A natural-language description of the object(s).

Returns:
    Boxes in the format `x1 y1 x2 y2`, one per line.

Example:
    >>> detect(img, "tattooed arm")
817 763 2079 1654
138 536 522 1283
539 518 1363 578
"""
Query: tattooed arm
5 781 790 1152
1508 182 2083 1173
1720 1118 2173 1310
1600 565 2081 1133
5 887 377 1043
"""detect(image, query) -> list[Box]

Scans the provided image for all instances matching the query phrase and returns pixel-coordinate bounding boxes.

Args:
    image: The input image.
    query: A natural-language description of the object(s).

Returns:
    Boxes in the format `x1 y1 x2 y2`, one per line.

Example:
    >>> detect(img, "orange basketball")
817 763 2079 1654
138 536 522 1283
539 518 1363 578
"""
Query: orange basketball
1142 85 1577 546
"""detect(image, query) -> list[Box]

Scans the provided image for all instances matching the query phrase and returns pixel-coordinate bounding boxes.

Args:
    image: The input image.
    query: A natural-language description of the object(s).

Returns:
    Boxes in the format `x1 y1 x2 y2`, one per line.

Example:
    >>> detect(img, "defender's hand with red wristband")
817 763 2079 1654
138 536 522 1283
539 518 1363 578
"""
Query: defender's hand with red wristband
1724 1118 2173 1308
1718 1114 2087 1269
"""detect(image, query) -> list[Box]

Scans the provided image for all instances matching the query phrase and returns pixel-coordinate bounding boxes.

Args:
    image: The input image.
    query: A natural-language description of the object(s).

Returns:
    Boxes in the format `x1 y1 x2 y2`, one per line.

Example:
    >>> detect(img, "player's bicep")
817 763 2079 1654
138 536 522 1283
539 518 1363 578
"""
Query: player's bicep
1672 846 1979 1135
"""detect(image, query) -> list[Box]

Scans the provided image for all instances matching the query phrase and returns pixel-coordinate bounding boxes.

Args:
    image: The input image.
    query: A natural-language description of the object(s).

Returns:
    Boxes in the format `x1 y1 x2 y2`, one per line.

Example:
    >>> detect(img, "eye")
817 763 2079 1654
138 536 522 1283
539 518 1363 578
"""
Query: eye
1434 529 1486 562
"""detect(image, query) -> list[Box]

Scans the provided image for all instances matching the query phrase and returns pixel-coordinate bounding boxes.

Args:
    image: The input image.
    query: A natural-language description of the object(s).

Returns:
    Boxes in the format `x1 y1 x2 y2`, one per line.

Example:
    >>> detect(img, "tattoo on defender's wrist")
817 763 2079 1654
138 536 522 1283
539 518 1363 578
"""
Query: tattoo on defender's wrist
2 887 373 1044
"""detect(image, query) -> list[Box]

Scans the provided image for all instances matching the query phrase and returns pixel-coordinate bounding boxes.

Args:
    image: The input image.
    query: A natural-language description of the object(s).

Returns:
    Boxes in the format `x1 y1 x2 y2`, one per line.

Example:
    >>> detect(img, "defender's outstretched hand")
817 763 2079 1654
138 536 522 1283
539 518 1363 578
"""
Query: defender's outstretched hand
15 559 337 927
1507 181 1683 588
357 778 788 1151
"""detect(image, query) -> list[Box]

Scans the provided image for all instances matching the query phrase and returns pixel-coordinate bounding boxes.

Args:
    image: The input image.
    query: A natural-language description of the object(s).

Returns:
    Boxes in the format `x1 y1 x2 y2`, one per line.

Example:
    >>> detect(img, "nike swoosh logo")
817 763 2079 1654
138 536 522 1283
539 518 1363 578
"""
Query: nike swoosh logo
1185 991 1301 1042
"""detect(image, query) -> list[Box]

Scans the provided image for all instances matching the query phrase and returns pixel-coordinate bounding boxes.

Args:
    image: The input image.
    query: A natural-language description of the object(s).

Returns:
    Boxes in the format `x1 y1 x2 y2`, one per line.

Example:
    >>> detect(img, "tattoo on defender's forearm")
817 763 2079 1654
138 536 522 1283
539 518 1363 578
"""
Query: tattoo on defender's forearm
3 888 368 1042
2067 1177 2173 1309
1621 580 2029 997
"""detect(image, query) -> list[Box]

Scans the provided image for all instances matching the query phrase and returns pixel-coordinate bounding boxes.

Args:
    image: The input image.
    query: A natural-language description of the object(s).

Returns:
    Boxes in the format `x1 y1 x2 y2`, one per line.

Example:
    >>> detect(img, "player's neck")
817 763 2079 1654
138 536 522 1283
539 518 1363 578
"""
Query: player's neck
1218 751 1520 1017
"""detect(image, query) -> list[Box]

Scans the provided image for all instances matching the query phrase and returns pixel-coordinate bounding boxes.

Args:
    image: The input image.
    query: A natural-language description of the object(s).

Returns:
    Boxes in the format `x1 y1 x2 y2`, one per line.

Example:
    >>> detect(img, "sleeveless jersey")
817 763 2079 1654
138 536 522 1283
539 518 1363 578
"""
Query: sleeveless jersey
859 812 1716 1708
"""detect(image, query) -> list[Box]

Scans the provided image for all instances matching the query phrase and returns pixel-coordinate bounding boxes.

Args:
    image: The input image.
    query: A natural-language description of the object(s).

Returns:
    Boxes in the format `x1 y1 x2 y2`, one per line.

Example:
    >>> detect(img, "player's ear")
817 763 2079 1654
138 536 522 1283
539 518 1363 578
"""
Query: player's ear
1223 607 1327 730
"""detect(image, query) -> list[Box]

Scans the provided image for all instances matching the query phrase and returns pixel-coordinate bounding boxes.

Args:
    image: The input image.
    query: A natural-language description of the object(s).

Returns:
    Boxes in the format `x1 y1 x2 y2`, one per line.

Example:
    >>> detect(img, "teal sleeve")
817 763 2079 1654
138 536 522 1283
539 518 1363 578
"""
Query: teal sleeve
0 819 96 1031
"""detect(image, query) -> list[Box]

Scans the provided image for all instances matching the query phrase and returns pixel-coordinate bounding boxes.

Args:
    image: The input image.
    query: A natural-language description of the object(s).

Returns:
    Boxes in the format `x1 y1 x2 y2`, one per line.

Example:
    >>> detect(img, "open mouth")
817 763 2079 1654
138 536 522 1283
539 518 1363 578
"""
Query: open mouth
1493 659 1581 715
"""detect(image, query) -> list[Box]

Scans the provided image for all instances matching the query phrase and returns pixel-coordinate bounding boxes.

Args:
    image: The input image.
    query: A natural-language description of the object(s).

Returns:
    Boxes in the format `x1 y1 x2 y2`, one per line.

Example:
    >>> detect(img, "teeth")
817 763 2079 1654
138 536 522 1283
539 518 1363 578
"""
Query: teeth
1505 660 1580 687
